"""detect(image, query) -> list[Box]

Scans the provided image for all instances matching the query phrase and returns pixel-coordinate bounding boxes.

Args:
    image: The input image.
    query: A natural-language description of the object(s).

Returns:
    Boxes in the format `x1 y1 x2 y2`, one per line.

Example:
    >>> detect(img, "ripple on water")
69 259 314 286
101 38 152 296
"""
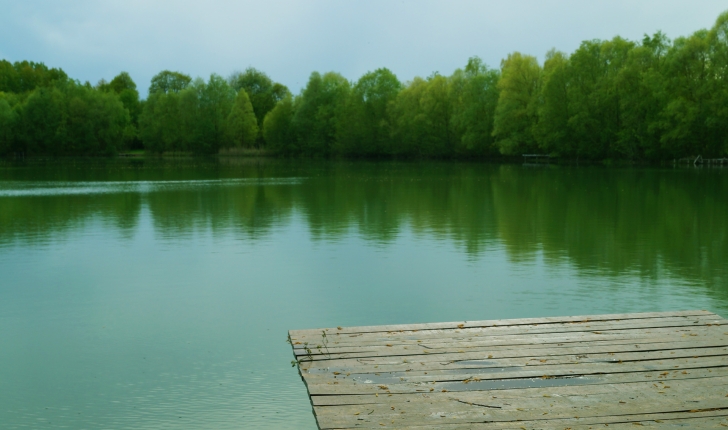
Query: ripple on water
0 372 316 430
0 178 304 197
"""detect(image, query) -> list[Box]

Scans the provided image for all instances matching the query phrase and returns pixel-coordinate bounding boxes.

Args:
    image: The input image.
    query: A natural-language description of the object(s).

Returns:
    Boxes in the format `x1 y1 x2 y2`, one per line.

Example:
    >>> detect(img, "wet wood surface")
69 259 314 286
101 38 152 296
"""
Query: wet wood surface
289 310 728 429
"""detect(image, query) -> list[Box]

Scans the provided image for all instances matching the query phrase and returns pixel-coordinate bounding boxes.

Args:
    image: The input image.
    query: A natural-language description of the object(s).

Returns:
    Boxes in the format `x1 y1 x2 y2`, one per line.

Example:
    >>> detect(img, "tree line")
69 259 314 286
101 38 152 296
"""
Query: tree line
0 61 134 156
1 10 726 160
0 63 285 156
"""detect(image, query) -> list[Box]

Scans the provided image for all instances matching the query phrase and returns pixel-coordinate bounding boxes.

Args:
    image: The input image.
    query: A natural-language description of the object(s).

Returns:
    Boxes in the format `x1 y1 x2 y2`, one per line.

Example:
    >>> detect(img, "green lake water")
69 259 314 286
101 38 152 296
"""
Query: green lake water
0 158 726 429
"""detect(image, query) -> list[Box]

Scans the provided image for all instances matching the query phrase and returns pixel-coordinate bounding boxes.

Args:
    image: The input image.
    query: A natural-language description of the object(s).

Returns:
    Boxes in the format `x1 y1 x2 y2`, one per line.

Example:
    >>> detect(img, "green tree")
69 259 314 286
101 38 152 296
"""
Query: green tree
420 73 455 156
566 38 634 159
614 33 670 159
101 72 142 148
19 86 67 155
108 73 141 120
263 94 296 154
226 88 259 148
0 60 19 93
107 72 135 94
389 73 456 157
140 74 235 154
194 74 235 153
148 70 192 95
335 68 401 156
176 80 207 153
492 52 541 155
4 61 67 93
389 77 430 156
0 95 17 154
450 57 500 156
657 30 713 157
292 71 350 156
534 50 572 155
707 11 728 155
139 91 183 153
12 80 129 156
228 68 290 144
64 84 129 155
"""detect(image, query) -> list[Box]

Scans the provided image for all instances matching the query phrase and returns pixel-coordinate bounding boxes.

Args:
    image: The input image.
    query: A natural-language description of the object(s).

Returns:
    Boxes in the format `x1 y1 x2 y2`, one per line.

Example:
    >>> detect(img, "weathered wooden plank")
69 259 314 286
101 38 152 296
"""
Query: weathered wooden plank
594 417 728 429
290 314 726 344
315 390 728 426
297 338 728 374
289 310 714 337
293 324 728 349
294 331 728 364
316 395 728 428
293 322 728 351
299 342 728 371
302 355 728 385
306 311 718 337
337 411 728 430
303 357 728 395
295 329 728 364
293 327 728 356
291 313 722 341
311 366 728 406
297 336 728 374
314 376 728 416
316 398 728 429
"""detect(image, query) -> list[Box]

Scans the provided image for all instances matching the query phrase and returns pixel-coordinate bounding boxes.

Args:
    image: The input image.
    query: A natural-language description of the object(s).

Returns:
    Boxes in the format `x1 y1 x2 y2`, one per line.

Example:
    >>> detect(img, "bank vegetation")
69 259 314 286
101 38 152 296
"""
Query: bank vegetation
1 11 726 161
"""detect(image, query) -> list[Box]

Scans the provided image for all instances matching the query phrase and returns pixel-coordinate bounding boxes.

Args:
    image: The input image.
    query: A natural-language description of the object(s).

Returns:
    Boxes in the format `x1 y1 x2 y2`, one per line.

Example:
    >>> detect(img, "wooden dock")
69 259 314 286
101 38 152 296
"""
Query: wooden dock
289 310 728 429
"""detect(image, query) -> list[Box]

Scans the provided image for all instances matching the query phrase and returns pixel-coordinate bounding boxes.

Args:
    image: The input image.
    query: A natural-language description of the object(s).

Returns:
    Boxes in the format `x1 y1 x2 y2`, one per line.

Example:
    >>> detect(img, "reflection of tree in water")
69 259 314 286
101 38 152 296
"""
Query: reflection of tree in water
146 182 295 241
1 160 725 290
0 192 142 244
490 165 727 289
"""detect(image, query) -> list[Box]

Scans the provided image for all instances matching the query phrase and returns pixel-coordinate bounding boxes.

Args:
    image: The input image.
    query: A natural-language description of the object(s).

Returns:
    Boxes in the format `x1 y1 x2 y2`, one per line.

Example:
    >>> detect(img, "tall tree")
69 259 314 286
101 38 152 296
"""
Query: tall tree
226 89 259 148
108 73 141 120
19 86 66 155
139 91 183 153
658 30 712 157
0 60 18 93
420 73 455 156
389 77 430 156
148 70 192 95
614 32 669 159
228 68 289 144
707 11 728 155
566 38 634 159
336 68 401 156
534 50 572 155
263 94 296 154
63 84 129 155
292 71 350 156
492 52 541 155
450 57 500 156
102 72 142 148
192 74 236 153
0 95 17 154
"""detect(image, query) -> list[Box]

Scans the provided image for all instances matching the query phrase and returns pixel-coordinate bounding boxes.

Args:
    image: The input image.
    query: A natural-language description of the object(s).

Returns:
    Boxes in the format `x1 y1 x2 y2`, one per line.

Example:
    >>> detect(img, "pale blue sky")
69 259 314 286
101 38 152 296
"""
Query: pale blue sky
1 0 726 97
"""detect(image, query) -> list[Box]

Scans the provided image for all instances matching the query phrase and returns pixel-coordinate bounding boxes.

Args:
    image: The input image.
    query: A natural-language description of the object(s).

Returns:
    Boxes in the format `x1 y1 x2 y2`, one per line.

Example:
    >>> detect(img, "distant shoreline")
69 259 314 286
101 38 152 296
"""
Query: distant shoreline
2 10 727 162
3 152 727 169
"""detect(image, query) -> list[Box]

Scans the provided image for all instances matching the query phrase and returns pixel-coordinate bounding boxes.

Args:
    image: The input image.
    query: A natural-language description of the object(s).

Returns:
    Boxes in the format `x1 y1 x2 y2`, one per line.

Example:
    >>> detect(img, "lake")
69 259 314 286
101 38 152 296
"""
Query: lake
0 158 726 429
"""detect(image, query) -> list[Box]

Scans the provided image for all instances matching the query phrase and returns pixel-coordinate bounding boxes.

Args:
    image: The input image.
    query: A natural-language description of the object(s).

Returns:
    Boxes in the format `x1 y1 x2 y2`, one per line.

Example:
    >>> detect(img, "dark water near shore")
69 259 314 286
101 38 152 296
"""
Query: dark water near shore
0 158 726 429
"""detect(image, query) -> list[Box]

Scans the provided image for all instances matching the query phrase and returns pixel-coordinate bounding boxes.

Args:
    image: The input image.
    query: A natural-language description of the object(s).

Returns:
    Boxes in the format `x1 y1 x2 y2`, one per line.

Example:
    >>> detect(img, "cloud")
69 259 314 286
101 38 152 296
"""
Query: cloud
1 0 725 97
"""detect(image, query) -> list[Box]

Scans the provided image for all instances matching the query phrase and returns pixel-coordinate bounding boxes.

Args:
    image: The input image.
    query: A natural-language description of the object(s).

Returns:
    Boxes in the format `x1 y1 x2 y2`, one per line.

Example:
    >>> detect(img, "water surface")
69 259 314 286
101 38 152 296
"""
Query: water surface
0 159 726 429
